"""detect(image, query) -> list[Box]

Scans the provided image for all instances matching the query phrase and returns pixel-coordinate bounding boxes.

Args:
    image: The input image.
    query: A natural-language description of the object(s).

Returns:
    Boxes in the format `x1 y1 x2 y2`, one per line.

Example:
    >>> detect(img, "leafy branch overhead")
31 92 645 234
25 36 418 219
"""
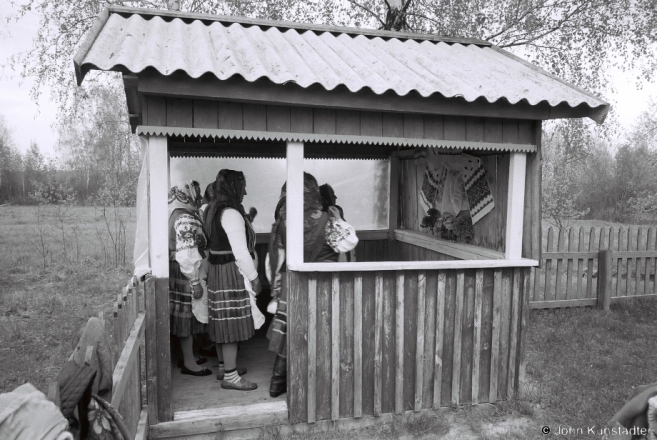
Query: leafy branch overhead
8 0 657 116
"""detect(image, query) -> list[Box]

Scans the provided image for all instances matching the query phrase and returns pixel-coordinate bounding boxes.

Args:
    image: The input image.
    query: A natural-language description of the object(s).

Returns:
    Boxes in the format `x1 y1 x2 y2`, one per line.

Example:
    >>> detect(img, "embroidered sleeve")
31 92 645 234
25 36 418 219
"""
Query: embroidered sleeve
221 209 258 281
174 213 204 283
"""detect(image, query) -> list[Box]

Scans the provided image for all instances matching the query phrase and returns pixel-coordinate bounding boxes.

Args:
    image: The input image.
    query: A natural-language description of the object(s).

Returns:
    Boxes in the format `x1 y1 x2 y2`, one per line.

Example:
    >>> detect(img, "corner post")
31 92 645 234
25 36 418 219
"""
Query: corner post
597 249 613 311
146 135 173 422
505 153 527 260
286 141 304 268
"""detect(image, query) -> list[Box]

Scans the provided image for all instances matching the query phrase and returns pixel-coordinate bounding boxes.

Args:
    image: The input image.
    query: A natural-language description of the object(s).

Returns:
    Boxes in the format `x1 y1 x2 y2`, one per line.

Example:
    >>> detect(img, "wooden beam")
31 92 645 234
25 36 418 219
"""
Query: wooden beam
146 136 169 278
414 272 426 411
394 229 505 260
505 153 527 260
137 72 595 122
307 275 317 423
288 259 539 272
353 275 363 418
395 272 405 414
286 141 304 267
373 272 384 417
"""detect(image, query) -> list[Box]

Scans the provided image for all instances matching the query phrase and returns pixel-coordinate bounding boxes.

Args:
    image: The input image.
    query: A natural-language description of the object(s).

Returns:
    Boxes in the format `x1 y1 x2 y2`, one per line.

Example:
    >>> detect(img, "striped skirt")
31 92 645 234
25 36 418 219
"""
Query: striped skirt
207 261 255 344
169 261 207 337
266 273 287 357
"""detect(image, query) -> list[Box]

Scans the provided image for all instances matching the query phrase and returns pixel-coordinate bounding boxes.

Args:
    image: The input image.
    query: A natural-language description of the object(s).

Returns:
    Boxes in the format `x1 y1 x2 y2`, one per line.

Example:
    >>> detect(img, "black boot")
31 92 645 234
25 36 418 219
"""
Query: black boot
269 355 287 398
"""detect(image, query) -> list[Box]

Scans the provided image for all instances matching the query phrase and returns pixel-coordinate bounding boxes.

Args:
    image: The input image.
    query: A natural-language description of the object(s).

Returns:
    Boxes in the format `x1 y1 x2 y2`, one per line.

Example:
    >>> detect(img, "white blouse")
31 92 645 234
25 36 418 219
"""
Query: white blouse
174 213 204 283
221 208 258 281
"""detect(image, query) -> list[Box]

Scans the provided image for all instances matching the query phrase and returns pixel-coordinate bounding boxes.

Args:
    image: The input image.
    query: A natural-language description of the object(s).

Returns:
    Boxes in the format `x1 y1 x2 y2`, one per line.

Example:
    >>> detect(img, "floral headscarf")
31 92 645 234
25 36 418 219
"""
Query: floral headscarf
203 169 248 240
168 180 200 219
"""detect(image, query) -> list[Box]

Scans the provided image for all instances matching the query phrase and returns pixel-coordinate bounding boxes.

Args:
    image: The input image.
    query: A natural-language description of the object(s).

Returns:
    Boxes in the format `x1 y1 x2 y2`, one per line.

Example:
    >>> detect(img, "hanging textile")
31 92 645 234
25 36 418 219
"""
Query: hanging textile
419 150 495 225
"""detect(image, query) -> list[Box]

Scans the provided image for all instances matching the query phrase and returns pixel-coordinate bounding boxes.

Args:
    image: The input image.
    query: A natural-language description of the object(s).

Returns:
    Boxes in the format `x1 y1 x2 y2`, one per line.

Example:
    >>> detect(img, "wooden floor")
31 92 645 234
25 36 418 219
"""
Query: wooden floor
171 335 286 413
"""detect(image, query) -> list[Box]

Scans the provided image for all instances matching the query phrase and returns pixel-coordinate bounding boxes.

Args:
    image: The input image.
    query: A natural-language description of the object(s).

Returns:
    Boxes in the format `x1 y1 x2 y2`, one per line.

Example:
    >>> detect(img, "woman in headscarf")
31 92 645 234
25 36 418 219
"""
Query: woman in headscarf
204 170 261 391
168 180 211 376
266 173 339 398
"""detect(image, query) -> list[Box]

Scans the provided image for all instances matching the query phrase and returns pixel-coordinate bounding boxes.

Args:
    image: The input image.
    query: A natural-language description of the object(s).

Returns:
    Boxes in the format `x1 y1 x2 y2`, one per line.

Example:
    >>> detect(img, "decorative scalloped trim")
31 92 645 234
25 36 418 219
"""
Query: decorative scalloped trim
138 126 536 153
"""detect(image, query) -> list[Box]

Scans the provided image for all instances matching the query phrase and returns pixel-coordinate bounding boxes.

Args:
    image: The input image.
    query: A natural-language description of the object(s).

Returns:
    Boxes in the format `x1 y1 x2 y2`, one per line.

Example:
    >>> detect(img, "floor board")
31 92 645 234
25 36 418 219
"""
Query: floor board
172 336 285 412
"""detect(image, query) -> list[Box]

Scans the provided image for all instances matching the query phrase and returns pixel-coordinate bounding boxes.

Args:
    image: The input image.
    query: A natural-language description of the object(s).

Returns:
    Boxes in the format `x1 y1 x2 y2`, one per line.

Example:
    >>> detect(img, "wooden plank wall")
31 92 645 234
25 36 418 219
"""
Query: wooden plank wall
145 97 530 148
287 267 529 424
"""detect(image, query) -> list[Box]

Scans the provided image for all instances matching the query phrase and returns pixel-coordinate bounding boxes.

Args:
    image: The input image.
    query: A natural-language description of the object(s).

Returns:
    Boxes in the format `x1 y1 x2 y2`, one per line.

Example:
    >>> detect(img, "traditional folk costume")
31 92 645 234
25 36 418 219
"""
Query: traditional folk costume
168 181 207 338
203 171 258 345
266 173 339 397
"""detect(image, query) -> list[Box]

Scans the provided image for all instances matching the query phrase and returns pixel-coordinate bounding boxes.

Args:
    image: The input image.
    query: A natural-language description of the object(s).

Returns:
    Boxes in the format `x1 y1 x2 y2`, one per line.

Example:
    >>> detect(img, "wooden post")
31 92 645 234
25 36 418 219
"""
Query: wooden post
286 141 304 268
597 249 613 311
505 153 527 260
145 135 172 422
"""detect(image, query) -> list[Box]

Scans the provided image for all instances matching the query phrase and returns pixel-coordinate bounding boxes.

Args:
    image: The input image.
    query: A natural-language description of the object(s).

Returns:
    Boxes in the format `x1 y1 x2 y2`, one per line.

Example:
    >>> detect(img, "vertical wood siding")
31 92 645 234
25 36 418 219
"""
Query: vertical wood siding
288 267 529 424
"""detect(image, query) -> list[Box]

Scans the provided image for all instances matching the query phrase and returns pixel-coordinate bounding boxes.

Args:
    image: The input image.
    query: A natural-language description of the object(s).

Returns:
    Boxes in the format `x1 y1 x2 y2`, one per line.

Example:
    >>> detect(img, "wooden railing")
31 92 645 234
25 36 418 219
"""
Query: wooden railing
112 277 148 440
48 278 148 440
531 226 657 309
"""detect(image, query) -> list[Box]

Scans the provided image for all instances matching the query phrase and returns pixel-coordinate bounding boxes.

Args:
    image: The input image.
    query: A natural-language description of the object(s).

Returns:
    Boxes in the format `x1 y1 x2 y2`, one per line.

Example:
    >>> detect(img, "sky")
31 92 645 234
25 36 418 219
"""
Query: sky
0 0 656 158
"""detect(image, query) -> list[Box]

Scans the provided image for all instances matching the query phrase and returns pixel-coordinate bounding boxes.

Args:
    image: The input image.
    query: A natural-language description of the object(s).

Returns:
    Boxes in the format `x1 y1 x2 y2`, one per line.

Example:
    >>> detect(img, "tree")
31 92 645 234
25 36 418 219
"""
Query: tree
541 123 591 230
0 116 23 203
9 0 657 118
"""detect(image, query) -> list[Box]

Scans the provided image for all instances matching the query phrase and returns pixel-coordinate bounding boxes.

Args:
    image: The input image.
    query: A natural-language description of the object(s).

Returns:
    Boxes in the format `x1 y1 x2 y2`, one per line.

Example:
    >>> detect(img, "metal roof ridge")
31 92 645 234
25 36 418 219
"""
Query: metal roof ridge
107 5 491 46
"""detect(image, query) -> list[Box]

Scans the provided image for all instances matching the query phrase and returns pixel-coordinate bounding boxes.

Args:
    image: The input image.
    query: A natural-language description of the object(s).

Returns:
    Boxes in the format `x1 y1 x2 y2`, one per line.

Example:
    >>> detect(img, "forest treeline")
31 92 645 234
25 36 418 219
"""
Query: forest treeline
0 83 140 206
1 90 656 230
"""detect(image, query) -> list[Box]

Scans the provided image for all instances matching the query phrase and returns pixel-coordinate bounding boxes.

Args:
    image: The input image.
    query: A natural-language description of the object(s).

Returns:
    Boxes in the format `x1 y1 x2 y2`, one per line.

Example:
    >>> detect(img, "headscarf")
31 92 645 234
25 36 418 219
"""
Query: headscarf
319 184 336 212
168 180 199 219
270 173 327 263
203 169 247 240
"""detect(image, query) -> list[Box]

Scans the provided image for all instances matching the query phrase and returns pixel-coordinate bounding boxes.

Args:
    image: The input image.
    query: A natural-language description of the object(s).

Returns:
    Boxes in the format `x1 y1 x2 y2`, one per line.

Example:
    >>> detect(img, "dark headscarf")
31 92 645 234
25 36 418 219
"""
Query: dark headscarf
203 169 247 240
319 184 336 212
270 173 327 266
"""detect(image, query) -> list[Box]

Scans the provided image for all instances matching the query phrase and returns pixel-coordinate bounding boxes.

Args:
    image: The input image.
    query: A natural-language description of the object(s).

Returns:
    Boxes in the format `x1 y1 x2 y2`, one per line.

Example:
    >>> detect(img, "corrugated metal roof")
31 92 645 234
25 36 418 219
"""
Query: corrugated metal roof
137 126 537 153
76 7 609 123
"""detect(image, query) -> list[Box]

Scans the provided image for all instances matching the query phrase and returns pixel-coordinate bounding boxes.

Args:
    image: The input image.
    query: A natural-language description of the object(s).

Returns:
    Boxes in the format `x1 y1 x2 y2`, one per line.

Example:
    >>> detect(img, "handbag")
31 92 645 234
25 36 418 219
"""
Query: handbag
325 216 359 253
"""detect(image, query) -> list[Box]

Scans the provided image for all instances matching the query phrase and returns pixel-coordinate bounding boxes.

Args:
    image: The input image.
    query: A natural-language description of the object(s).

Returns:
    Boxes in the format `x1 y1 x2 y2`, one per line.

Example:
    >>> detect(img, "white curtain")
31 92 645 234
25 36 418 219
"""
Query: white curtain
133 137 151 278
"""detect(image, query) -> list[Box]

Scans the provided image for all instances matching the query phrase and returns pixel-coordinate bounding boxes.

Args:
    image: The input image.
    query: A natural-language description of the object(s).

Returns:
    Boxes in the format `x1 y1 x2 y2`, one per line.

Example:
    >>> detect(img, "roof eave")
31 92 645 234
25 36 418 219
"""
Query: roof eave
73 7 111 86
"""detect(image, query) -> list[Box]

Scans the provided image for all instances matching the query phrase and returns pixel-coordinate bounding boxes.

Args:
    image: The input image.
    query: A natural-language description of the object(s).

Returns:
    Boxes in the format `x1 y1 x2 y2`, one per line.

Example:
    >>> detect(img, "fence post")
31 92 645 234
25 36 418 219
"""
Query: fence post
597 249 613 311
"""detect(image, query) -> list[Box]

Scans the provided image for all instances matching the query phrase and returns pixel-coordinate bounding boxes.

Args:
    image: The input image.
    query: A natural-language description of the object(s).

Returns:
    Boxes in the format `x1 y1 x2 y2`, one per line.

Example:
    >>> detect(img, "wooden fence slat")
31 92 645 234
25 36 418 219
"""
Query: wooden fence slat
472 270 483 404
637 228 645 295
395 271 405 414
576 227 585 299
587 228 595 298
307 275 317 423
544 227 555 301
643 226 655 295
354 275 363 418
451 271 465 406
433 272 446 409
555 228 566 300
373 272 383 416
625 228 631 296
507 269 520 399
414 272 426 411
135 407 149 440
489 270 502 403
566 228 575 299
617 228 626 296
331 273 340 421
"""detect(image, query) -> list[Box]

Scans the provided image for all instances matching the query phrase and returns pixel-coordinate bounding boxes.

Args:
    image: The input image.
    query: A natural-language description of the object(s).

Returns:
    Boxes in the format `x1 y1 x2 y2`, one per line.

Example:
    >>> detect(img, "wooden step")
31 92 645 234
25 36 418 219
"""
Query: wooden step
149 401 288 439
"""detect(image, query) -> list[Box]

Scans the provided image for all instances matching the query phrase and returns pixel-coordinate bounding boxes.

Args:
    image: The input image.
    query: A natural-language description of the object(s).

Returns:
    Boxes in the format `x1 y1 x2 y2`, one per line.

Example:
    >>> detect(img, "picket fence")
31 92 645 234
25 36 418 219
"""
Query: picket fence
530 225 657 309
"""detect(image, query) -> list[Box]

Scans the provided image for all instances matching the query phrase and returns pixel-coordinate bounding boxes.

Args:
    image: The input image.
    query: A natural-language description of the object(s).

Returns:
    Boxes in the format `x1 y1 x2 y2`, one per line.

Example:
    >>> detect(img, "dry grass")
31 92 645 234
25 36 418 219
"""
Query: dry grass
3 207 657 439
0 205 135 394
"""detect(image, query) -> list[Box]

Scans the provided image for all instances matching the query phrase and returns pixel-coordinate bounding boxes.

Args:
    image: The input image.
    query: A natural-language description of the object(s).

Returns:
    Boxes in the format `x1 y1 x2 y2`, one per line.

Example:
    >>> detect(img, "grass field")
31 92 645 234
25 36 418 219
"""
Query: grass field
1 208 656 439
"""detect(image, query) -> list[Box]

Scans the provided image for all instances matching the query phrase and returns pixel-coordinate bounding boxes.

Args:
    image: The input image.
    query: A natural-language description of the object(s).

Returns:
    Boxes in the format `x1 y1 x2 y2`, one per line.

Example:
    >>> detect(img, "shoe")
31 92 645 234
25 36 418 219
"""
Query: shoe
177 357 207 368
180 366 212 376
199 346 217 357
221 378 257 391
269 355 287 398
216 367 247 381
